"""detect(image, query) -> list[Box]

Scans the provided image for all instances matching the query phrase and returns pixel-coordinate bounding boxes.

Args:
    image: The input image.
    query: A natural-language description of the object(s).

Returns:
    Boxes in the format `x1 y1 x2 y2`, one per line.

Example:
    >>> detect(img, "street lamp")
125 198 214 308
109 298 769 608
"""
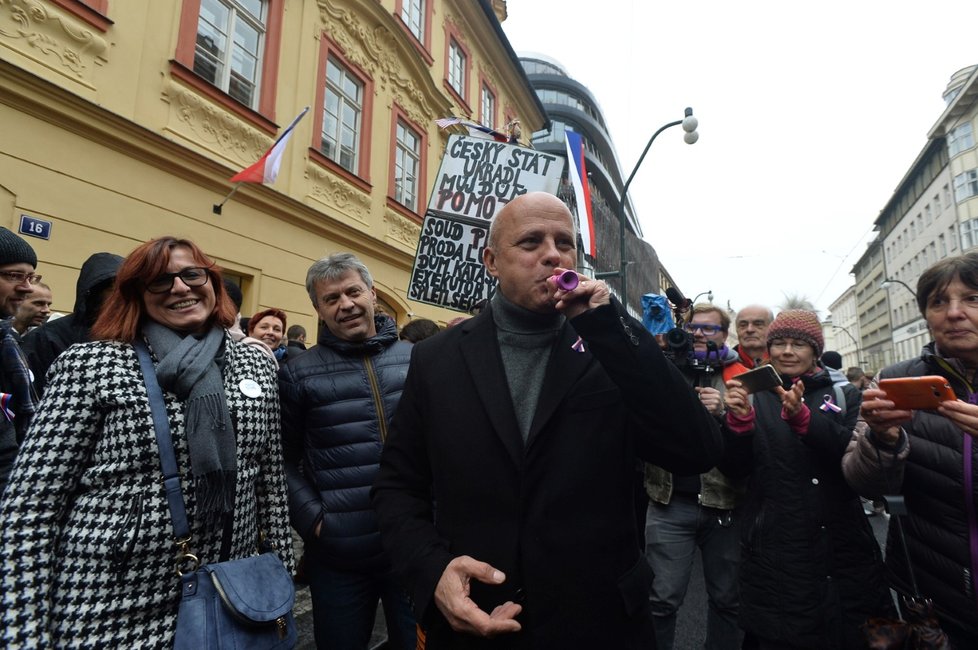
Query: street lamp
692 290 713 304
595 108 699 309
881 278 917 298
833 326 866 366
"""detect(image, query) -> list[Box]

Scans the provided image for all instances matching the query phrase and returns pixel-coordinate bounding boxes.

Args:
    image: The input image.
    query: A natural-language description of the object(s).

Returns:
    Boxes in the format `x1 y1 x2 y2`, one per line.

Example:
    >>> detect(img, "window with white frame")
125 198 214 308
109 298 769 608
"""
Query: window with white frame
480 85 495 128
194 0 266 108
322 56 363 173
394 119 421 211
448 39 466 96
401 0 425 43
961 218 978 250
948 122 975 157
954 169 978 203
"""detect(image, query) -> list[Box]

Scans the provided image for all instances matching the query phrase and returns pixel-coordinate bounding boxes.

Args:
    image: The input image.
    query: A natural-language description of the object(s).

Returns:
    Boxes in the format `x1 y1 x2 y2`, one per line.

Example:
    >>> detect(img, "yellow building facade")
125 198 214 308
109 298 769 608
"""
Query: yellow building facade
0 0 544 333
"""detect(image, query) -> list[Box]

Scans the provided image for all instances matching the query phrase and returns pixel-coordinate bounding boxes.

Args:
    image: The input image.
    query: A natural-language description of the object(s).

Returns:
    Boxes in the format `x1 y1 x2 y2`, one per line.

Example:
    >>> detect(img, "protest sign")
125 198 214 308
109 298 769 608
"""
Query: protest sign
408 135 564 311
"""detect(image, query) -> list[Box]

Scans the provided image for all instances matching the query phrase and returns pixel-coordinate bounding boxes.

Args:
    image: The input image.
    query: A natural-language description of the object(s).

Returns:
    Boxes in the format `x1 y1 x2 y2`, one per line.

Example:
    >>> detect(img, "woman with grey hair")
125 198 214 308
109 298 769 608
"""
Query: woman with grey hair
844 250 978 647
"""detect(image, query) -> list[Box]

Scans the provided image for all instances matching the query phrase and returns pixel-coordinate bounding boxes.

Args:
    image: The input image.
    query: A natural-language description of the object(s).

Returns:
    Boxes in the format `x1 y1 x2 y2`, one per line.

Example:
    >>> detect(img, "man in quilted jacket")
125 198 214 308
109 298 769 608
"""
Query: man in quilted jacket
279 252 416 650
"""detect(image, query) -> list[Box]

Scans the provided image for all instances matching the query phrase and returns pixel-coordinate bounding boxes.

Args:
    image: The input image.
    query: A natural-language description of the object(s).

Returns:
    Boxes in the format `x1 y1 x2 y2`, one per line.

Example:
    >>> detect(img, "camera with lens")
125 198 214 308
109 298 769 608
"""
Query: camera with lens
665 326 694 363
663 288 723 375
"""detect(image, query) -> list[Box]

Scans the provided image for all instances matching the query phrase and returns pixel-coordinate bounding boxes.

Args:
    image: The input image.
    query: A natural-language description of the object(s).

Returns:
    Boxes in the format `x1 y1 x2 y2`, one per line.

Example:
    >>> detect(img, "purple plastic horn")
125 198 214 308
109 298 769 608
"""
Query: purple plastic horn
554 270 579 291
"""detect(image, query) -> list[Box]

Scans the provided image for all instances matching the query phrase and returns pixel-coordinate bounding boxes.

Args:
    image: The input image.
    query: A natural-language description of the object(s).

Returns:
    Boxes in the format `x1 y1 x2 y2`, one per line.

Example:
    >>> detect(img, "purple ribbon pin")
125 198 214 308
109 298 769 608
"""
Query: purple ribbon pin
820 395 842 413
0 392 14 421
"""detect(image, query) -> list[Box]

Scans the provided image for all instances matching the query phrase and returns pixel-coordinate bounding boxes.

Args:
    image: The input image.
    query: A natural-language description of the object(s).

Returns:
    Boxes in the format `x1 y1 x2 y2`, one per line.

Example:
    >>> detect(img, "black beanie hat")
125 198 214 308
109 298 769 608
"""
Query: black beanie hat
0 228 37 268
820 350 843 370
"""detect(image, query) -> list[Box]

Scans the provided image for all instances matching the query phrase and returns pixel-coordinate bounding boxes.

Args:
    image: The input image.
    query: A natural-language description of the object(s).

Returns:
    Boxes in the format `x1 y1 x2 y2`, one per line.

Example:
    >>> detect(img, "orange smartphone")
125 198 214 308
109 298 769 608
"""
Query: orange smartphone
878 376 956 410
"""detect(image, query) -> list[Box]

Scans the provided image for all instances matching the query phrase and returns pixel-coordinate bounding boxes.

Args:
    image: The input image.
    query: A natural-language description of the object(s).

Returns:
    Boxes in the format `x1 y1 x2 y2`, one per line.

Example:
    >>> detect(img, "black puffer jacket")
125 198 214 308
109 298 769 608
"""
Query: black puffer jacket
737 367 892 648
870 346 978 642
279 315 412 572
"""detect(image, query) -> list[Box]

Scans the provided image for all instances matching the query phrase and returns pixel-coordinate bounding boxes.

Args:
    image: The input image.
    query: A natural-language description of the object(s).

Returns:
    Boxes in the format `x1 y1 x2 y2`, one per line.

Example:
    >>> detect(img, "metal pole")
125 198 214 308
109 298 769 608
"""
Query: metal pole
595 109 693 309
833 326 864 366
882 278 917 298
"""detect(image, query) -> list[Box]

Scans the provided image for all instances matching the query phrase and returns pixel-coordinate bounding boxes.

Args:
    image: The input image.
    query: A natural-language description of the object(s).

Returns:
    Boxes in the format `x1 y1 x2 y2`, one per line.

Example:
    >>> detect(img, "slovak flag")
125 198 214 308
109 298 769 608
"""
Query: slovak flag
230 107 310 184
564 130 596 258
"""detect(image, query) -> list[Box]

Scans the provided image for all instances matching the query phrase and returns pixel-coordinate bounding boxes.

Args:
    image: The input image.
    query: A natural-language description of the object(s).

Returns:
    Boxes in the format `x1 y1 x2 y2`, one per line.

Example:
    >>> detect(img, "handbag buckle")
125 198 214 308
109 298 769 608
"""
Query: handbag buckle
174 536 200 576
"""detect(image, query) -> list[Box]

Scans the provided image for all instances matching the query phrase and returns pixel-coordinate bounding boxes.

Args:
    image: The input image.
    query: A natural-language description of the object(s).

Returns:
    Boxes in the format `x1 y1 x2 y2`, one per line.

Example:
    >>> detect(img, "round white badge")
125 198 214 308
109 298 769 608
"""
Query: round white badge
239 379 263 398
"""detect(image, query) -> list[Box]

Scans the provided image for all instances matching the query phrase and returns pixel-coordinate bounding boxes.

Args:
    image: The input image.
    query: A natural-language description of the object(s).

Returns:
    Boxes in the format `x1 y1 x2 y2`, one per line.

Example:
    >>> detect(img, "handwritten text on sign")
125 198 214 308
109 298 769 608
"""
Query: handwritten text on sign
408 214 495 311
432 136 562 220
408 136 564 311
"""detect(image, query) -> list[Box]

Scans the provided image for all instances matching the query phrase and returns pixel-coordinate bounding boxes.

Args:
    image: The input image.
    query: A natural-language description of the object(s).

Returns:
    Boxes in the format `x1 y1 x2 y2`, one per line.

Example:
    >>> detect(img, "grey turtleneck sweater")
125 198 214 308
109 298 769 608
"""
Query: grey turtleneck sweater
491 292 565 442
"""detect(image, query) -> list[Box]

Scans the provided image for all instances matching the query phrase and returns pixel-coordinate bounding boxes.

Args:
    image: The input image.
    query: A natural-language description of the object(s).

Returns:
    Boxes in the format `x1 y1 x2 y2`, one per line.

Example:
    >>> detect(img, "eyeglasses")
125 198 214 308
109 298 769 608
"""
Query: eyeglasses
0 271 42 285
145 267 210 294
684 323 723 335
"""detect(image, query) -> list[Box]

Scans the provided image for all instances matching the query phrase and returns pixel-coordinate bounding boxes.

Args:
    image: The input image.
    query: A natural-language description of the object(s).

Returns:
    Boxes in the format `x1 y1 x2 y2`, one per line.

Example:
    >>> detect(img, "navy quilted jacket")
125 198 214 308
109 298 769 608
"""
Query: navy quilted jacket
279 315 412 572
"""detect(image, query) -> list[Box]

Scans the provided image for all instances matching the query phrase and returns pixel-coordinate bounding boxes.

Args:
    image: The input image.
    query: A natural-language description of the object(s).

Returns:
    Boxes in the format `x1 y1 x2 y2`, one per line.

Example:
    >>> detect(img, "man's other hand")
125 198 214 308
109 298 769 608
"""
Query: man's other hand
434 556 522 637
696 386 725 416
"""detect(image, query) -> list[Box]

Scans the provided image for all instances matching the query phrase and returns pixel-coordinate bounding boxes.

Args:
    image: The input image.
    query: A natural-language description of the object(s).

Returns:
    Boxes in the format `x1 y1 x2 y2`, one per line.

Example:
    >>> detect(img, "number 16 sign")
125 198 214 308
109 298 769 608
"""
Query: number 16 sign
19 214 51 240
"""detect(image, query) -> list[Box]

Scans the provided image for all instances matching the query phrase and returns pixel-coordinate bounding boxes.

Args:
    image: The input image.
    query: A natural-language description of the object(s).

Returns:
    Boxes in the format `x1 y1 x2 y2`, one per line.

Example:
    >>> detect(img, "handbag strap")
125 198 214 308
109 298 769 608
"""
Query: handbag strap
133 340 194 548
875 442 924 599
963 433 978 617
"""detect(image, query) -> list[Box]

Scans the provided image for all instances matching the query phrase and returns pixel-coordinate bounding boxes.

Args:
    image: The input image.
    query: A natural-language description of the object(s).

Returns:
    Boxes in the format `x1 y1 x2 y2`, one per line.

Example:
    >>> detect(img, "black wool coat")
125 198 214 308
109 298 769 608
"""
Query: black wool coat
372 300 723 649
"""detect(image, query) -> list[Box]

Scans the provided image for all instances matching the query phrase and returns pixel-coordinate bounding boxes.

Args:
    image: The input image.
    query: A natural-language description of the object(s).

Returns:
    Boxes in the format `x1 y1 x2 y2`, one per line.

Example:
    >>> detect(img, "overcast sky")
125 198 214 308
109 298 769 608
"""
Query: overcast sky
500 0 978 316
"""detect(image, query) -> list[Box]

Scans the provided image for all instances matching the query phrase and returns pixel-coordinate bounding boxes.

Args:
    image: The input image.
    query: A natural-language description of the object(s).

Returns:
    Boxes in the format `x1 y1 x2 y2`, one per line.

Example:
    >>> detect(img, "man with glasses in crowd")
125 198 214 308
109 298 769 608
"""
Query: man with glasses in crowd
0 227 41 495
645 302 749 650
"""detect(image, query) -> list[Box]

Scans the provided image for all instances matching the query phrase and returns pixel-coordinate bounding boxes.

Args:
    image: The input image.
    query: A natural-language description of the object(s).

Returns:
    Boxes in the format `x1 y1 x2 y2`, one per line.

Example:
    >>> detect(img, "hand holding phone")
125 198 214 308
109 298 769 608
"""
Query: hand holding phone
732 365 781 394
877 376 955 410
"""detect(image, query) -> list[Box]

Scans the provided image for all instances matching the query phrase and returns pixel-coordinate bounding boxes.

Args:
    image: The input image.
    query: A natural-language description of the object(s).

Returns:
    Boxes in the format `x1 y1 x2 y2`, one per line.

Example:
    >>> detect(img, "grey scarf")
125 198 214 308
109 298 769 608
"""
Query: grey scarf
142 321 235 517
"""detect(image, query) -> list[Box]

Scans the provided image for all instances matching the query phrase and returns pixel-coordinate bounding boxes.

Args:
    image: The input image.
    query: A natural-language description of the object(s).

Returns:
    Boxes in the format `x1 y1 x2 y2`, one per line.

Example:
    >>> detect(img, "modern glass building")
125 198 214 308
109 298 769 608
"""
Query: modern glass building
520 54 677 313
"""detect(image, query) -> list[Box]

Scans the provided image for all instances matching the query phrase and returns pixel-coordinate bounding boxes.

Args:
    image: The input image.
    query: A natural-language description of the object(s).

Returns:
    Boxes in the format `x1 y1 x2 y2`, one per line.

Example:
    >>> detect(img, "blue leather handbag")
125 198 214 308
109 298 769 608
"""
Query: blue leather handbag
173 552 296 649
134 341 297 649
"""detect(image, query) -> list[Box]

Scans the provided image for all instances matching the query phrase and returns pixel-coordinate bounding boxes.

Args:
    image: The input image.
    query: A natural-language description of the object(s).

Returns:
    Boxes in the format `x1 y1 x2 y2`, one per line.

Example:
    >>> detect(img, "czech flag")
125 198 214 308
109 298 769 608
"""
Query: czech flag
564 130 596 258
230 107 309 184
435 116 511 143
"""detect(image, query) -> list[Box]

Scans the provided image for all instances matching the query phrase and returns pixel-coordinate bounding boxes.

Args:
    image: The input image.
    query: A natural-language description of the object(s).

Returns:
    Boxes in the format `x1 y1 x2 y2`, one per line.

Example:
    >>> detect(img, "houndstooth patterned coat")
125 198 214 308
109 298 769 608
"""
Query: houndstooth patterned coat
0 334 295 649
